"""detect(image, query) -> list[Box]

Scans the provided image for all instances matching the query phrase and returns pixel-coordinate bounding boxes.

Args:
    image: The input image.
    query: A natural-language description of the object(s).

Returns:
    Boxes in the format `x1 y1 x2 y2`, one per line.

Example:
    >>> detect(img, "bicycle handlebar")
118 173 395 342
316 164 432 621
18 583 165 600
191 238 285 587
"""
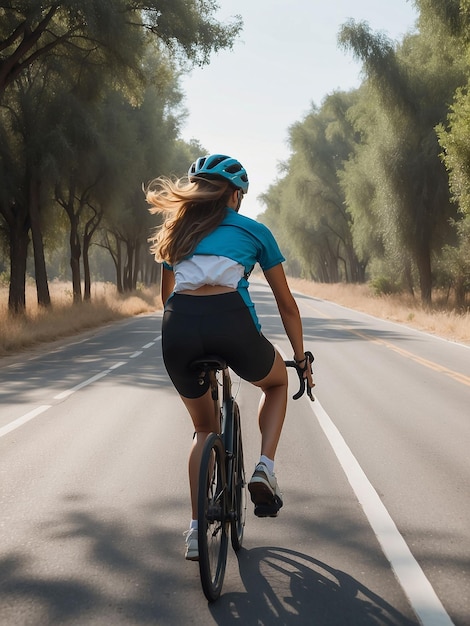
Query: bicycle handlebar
285 351 315 402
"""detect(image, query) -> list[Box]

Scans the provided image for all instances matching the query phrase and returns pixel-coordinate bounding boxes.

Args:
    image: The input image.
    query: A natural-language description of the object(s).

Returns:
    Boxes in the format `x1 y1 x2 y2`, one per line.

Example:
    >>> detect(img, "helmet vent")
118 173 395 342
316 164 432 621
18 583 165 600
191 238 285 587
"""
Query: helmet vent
206 155 226 169
226 163 242 174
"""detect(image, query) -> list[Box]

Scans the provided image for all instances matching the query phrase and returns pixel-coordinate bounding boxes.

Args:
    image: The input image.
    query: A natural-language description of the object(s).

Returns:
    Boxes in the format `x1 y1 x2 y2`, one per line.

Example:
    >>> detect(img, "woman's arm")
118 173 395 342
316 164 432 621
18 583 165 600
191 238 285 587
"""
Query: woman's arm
161 265 175 305
264 263 314 385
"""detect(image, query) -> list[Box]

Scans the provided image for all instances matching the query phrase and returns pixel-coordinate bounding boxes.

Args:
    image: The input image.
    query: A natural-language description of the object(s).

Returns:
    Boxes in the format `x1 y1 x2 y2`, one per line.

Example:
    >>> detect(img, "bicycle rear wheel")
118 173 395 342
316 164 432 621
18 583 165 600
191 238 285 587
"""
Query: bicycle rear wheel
230 401 246 552
198 433 228 602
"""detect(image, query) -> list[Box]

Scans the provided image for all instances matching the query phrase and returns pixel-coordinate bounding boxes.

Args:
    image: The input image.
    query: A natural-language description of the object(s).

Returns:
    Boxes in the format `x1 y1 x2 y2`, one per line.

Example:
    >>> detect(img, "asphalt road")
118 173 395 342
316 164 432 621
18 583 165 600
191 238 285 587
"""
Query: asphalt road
0 282 468 626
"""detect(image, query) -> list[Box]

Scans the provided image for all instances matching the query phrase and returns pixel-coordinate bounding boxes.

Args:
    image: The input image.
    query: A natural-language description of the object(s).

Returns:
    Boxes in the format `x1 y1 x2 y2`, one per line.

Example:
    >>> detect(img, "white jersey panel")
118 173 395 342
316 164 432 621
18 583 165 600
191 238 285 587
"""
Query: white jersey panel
173 255 245 292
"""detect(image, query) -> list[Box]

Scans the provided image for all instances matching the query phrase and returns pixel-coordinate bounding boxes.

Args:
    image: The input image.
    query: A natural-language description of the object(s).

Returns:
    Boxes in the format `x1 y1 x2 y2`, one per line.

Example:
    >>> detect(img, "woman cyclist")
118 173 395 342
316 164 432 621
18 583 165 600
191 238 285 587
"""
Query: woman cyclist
147 154 313 560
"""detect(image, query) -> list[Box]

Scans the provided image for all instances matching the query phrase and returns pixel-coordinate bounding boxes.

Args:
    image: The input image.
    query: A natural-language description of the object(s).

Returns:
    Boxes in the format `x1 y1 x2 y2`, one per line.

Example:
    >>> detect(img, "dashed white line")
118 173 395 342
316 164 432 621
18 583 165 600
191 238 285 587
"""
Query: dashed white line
0 405 51 439
53 370 111 400
1 335 162 440
110 361 126 370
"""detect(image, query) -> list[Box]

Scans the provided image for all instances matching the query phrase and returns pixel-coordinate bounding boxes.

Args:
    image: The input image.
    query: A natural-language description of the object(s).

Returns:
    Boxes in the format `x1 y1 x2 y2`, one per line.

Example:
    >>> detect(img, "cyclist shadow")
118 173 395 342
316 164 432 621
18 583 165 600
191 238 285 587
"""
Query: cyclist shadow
209 546 417 625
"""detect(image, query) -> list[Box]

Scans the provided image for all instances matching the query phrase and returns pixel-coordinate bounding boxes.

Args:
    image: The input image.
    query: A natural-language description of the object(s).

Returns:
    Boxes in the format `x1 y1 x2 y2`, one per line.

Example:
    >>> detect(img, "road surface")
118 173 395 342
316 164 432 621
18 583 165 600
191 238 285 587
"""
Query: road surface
0 282 468 625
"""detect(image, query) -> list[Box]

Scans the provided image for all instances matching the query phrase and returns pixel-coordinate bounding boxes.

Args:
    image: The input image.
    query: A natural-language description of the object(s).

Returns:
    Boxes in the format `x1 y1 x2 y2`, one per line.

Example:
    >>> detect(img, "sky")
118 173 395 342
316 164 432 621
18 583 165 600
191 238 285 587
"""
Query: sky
180 0 418 219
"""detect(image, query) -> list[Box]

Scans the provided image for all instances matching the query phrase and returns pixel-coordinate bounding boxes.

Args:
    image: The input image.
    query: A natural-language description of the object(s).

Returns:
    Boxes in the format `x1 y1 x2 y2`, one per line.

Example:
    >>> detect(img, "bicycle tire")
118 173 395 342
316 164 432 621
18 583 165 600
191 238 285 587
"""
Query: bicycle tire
230 401 246 552
198 433 229 602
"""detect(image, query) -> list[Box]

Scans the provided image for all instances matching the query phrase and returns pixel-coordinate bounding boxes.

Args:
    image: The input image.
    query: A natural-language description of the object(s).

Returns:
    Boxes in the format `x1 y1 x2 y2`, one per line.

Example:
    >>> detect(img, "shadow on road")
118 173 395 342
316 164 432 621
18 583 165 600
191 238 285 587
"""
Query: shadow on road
210 546 418 626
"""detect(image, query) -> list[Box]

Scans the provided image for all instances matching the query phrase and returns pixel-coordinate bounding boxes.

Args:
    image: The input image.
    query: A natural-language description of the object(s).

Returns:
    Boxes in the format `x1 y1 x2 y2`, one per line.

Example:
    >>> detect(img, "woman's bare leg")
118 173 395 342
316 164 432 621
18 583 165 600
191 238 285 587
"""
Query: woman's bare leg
181 389 219 519
252 350 288 460
181 350 287 519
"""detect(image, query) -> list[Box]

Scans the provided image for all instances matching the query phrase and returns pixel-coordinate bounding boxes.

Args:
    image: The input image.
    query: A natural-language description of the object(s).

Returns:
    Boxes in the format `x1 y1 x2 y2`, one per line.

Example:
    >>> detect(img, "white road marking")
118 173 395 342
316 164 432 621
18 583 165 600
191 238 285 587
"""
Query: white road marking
0 405 51 439
54 370 111 400
277 344 453 625
310 397 454 626
110 361 126 370
1 333 162 439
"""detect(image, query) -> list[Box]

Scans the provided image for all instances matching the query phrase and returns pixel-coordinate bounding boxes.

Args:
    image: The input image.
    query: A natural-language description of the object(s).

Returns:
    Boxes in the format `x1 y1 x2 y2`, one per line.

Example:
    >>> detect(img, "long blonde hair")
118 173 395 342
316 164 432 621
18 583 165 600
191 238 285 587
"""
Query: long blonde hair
146 175 234 265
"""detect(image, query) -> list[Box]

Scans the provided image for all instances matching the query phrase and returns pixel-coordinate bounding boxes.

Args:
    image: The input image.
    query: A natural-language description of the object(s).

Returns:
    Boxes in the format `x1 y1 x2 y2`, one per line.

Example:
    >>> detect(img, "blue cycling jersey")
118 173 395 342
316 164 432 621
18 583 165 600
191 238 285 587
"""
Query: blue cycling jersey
164 207 285 330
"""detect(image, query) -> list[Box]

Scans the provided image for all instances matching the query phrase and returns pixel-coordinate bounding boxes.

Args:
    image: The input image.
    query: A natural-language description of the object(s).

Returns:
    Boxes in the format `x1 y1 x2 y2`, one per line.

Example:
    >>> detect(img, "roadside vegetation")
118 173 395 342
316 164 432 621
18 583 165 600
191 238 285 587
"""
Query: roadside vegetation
1 278 468 360
1 2 469 351
259 2 470 311
0 3 241 314
287 278 470 345
0 282 161 357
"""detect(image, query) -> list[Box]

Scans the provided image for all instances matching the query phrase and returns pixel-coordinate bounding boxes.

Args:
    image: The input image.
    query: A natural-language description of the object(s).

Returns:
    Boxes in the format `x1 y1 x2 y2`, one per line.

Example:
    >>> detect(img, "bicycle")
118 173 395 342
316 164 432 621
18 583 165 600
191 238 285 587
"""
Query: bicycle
190 351 314 602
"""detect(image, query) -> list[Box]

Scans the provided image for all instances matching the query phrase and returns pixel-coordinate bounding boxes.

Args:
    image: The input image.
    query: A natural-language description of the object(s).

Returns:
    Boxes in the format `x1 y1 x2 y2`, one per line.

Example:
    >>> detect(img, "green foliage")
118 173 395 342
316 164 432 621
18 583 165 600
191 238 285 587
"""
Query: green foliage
438 86 470 215
369 276 402 297
436 216 470 309
261 1 470 310
0 2 242 95
260 92 366 283
337 13 467 304
0 1 241 311
0 270 9 286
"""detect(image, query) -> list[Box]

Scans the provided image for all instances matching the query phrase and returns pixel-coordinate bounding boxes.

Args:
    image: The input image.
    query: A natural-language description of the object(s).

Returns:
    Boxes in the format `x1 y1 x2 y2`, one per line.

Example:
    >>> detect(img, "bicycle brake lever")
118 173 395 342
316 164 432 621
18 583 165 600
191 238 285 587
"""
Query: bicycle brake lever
286 352 315 402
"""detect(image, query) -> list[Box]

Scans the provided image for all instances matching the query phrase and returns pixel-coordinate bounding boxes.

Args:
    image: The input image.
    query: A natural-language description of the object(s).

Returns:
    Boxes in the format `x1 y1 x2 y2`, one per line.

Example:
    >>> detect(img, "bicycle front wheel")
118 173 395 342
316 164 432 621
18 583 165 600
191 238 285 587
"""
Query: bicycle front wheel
198 433 229 602
230 401 246 552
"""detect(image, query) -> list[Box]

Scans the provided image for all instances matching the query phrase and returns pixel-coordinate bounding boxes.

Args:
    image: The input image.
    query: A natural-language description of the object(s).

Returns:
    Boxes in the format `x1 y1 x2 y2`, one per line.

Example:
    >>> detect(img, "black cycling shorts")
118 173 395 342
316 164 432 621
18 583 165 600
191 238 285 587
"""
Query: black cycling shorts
162 291 276 398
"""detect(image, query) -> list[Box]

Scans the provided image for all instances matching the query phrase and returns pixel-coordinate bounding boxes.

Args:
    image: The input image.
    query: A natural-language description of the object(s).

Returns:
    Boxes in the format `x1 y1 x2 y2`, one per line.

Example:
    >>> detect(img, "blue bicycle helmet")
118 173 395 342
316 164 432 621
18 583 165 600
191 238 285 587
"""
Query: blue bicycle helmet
188 154 249 194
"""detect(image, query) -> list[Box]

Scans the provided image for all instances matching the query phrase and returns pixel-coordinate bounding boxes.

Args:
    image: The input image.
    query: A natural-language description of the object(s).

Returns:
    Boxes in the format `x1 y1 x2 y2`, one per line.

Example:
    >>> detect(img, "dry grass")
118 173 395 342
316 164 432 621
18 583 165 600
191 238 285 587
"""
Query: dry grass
0 281 162 358
1 278 469 359
287 278 470 345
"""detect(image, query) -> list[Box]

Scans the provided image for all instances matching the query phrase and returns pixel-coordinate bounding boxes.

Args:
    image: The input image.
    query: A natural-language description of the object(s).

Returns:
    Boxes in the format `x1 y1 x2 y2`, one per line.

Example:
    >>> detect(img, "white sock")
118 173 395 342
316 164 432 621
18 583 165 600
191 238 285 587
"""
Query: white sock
259 455 274 474
190 519 198 530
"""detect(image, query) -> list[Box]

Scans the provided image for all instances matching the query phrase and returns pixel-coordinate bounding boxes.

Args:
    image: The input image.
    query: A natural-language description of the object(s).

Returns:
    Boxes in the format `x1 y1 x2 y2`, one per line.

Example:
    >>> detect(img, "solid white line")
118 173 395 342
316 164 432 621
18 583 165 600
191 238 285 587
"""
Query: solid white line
0 405 51 438
310 397 454 626
53 370 111 400
142 342 155 349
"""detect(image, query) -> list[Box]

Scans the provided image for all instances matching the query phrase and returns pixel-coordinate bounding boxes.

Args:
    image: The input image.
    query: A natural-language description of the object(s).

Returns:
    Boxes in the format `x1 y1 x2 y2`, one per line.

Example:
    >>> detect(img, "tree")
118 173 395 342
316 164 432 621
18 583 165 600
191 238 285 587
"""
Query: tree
0 114 30 312
0 2 242 312
437 83 470 309
260 92 365 283
338 20 466 304
0 65 56 312
98 59 186 293
0 1 242 97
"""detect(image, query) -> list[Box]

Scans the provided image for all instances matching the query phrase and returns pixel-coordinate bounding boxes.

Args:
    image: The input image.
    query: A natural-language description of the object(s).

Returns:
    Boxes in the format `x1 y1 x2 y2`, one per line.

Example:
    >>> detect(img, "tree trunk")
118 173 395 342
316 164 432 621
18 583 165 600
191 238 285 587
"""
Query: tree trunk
83 241 91 302
8 221 29 314
29 177 51 308
403 258 415 297
123 241 134 291
115 236 123 294
416 247 432 306
151 261 161 286
68 211 82 304
132 240 141 289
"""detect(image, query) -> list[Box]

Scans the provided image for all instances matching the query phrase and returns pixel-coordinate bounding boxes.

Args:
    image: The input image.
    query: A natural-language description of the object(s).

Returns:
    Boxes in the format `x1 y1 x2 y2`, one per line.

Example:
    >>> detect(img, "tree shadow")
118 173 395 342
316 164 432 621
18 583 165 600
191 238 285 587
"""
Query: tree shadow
0 499 188 624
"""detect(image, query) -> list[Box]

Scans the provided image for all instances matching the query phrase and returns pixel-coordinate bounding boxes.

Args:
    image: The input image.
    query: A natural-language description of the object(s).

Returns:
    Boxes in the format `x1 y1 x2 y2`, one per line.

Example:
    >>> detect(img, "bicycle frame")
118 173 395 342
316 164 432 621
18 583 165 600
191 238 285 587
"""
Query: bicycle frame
199 358 237 521
192 351 312 601
192 355 246 601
